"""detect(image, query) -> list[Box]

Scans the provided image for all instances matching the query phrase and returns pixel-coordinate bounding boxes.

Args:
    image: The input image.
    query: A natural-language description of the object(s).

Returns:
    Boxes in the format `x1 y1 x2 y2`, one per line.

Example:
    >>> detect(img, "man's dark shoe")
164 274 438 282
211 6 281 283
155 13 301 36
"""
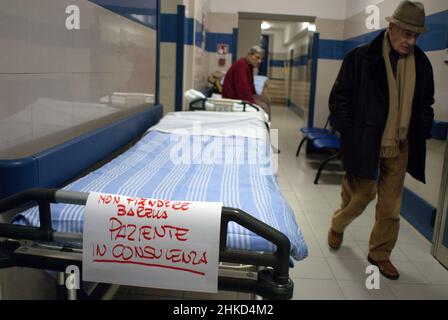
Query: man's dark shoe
368 255 400 280
328 228 343 250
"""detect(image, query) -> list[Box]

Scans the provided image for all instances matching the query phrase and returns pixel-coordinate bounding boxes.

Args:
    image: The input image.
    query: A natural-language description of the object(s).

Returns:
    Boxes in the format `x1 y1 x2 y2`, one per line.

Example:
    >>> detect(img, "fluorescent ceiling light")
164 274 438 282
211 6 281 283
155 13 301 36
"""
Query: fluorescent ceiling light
261 21 271 30
308 23 316 32
303 22 316 32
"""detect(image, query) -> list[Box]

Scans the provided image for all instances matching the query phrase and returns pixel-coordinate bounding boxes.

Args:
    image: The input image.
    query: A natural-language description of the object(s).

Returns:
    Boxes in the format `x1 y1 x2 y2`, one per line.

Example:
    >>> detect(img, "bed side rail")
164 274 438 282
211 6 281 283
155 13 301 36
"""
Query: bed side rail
0 188 58 241
0 189 293 299
220 207 290 285
189 98 260 112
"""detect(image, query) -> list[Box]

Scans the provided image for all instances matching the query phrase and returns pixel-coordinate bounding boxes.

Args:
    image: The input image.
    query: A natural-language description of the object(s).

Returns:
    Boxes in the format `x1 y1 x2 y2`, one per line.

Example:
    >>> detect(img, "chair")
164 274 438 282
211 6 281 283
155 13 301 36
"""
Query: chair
311 138 341 184
295 116 336 157
295 132 339 157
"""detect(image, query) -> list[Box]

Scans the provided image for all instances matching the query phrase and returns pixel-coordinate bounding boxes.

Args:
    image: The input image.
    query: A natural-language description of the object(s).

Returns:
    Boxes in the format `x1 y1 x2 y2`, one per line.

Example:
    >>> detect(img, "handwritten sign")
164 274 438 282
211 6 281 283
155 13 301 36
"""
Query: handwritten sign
82 192 222 293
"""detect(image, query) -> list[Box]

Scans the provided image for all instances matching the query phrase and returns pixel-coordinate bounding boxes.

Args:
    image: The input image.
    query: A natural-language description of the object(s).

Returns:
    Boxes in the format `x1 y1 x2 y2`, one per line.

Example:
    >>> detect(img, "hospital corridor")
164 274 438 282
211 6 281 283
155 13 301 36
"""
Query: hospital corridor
112 106 448 300
0 0 448 303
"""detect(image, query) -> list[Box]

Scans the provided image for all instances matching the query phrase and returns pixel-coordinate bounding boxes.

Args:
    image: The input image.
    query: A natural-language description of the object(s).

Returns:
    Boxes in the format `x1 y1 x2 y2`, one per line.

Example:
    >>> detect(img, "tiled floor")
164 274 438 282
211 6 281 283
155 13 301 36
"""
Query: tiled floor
114 106 448 300
272 105 448 300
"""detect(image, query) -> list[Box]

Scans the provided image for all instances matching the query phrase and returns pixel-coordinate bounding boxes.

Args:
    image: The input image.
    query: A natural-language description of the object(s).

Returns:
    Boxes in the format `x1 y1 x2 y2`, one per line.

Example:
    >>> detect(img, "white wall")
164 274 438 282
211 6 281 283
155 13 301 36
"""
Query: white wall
237 19 262 59
284 22 309 45
313 18 344 128
210 0 347 20
263 29 287 79
344 0 448 39
207 12 238 33
0 0 159 299
207 12 237 76
160 0 182 114
0 0 157 159
192 0 210 92
314 59 342 127
160 42 177 114
181 0 210 109
345 0 385 19
263 29 286 54
211 0 446 20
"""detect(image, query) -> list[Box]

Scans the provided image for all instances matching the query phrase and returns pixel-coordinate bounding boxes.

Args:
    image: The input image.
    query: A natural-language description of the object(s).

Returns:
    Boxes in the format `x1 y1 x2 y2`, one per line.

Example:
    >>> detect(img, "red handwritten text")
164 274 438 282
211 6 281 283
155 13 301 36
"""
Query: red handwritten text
98 194 121 205
116 204 168 220
111 244 208 266
109 217 189 242
124 198 191 212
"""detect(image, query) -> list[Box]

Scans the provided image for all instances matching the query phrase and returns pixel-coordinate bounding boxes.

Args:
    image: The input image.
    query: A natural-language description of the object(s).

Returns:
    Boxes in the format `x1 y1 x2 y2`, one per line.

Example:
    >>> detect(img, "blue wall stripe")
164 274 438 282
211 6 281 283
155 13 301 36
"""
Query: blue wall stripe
270 60 285 67
160 14 236 53
401 187 437 242
273 56 307 67
432 121 448 140
206 33 234 53
319 10 448 60
159 15 194 45
160 14 177 43
89 0 158 29
293 55 309 66
342 29 384 55
185 18 194 46
318 39 346 60
195 20 204 48
420 9 448 51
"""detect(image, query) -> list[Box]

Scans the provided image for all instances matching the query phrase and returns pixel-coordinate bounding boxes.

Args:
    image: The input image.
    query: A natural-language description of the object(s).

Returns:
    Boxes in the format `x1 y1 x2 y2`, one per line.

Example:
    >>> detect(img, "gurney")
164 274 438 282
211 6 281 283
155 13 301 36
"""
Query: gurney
0 188 295 300
185 89 269 123
0 106 307 300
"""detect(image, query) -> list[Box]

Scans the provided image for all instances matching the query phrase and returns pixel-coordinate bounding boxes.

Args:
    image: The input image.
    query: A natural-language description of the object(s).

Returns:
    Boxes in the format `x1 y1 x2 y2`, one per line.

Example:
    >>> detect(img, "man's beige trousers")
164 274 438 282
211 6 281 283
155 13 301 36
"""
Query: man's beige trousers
331 141 409 261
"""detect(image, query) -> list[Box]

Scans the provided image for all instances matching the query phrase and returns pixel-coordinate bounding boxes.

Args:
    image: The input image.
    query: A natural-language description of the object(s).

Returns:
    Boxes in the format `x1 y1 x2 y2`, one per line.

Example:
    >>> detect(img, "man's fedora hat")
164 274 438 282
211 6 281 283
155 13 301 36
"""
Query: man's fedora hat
386 0 428 33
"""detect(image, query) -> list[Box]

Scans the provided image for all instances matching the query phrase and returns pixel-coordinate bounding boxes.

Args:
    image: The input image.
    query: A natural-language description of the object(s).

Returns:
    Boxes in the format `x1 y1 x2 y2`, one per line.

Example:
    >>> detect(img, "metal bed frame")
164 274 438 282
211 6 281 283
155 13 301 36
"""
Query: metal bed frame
188 98 272 134
0 188 294 300
189 97 261 113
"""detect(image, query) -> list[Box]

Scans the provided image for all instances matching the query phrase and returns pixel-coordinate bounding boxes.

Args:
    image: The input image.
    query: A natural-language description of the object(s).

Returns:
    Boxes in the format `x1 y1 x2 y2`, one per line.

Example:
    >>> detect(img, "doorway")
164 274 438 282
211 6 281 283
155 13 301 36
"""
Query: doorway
258 34 269 76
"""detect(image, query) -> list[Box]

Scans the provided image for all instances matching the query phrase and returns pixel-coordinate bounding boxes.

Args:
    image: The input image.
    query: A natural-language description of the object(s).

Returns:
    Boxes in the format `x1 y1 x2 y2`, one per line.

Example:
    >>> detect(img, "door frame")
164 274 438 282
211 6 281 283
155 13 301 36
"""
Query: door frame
258 34 270 77
287 49 294 105
432 141 448 268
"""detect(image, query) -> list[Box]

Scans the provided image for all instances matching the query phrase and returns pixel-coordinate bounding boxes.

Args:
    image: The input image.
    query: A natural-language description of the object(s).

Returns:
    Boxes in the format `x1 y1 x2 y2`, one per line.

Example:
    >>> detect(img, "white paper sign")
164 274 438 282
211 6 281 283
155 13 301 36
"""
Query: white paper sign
82 192 222 293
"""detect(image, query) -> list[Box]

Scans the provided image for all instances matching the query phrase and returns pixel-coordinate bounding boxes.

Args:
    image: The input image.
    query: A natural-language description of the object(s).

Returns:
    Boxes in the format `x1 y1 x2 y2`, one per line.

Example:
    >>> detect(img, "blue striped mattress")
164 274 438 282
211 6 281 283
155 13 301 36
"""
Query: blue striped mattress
13 130 308 261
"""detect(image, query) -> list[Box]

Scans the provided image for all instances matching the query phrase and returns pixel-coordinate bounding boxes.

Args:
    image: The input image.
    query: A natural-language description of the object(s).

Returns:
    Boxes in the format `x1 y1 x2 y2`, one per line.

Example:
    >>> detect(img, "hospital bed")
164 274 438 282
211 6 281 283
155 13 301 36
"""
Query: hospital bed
189 96 261 113
0 105 307 300
185 89 270 126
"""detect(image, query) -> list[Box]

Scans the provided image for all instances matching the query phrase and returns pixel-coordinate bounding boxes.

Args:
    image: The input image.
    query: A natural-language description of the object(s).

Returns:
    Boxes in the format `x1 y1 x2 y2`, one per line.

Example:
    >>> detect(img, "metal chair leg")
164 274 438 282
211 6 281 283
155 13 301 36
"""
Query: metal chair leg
314 152 340 184
295 137 307 157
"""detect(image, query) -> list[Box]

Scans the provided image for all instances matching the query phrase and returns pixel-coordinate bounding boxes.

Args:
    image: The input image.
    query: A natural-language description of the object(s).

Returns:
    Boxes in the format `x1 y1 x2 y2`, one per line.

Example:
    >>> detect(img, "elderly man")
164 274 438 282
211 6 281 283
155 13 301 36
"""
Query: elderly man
327 1 435 280
222 45 271 119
